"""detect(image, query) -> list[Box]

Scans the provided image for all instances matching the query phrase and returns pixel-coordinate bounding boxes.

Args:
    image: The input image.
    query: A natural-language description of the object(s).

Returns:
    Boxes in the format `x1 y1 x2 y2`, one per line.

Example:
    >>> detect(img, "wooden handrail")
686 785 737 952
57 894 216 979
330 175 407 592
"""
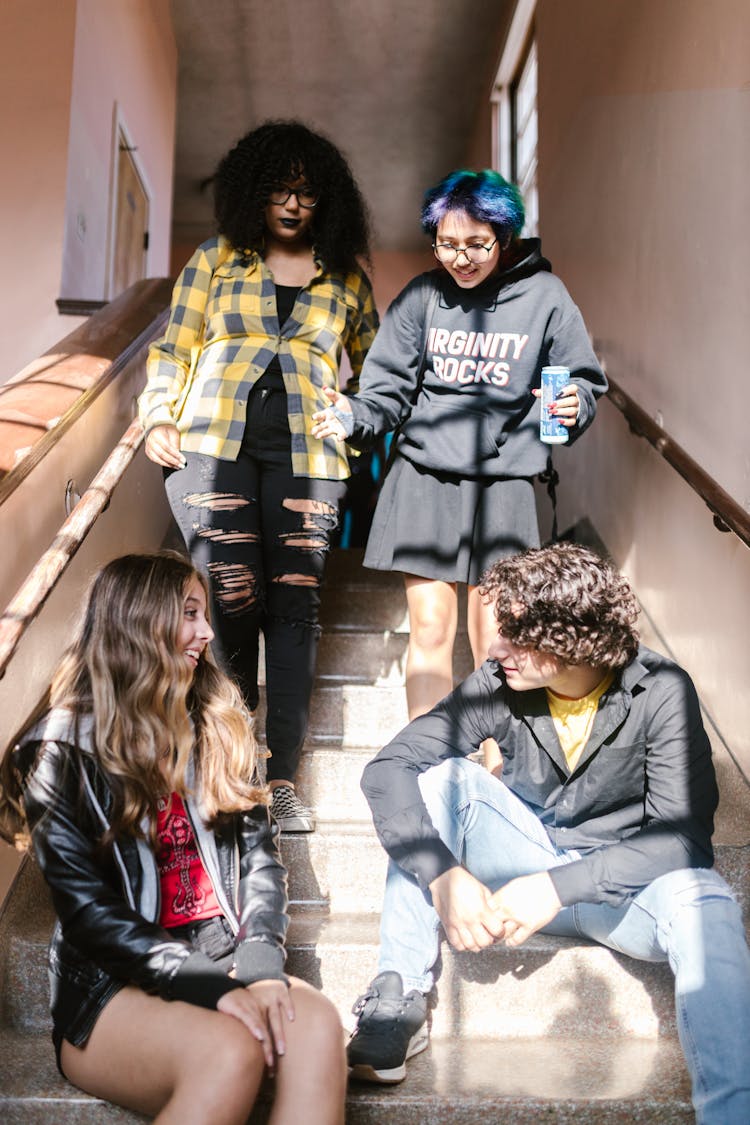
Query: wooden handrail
606 374 750 549
0 418 145 680
0 276 173 679
0 277 172 506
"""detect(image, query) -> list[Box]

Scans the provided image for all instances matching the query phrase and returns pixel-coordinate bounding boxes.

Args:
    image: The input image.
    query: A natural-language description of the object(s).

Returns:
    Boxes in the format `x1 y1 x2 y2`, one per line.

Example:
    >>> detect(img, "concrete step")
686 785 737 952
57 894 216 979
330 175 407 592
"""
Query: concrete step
345 1036 693 1123
319 588 410 633
278 828 750 921
0 1028 694 1124
3 843 676 1036
259 629 474 687
294 747 376 822
256 683 409 749
281 822 387 911
7 820 746 940
5 837 749 1039
319 582 470 634
285 912 679 1041
3 912 680 1044
0 902 678 1042
0 899 681 1043
315 630 473 685
0 1027 147 1123
285 747 750 920
314 629 472 686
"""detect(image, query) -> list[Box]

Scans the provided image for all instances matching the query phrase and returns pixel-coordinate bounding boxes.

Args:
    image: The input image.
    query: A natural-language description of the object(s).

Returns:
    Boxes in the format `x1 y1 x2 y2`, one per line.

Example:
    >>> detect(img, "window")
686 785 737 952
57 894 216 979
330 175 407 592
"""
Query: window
510 38 538 236
491 0 538 236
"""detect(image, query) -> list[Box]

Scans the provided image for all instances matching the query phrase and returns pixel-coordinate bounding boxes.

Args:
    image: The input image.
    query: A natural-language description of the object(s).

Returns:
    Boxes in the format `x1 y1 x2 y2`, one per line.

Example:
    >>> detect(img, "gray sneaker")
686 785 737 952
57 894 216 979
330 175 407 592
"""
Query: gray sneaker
270 785 315 832
347 971 429 1083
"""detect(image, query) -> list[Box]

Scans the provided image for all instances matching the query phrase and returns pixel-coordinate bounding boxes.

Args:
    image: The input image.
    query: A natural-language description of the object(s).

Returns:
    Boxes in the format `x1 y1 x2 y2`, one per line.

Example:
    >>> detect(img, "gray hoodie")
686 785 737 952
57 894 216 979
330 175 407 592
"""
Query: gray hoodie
346 240 607 478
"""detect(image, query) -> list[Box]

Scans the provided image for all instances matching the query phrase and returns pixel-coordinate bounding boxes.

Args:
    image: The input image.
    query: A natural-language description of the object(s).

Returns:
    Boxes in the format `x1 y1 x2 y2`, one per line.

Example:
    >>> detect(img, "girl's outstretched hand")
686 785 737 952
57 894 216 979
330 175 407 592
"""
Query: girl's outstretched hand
217 979 294 1069
311 385 352 441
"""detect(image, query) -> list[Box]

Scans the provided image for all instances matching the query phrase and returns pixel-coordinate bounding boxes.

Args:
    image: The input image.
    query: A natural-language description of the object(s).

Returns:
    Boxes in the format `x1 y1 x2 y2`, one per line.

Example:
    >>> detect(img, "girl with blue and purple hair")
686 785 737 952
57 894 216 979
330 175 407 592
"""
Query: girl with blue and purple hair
313 169 607 743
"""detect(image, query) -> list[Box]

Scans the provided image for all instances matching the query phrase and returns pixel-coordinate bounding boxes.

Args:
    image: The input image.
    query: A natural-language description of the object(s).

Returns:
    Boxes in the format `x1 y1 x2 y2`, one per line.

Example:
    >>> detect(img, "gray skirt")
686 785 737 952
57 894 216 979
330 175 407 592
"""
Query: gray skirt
363 456 540 586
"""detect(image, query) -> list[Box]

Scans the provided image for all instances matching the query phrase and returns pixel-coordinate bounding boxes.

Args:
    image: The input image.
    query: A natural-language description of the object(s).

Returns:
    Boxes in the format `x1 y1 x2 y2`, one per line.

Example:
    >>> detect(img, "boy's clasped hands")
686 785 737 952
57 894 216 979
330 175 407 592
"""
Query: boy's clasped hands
428 866 562 952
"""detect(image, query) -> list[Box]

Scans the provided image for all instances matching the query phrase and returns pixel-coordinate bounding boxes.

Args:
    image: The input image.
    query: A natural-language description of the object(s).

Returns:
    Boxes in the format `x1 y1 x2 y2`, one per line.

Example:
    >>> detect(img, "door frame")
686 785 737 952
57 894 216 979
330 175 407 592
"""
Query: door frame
105 104 152 299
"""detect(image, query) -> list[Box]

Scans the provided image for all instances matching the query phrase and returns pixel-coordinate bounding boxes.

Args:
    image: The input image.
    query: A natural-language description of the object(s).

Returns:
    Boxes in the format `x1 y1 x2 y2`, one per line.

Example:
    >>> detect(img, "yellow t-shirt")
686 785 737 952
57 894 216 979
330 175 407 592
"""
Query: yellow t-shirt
546 672 615 772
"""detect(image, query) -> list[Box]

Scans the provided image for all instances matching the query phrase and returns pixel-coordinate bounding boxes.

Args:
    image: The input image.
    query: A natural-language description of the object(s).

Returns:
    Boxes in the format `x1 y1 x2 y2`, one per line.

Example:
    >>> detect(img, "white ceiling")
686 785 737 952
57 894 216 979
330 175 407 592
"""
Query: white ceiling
171 0 513 250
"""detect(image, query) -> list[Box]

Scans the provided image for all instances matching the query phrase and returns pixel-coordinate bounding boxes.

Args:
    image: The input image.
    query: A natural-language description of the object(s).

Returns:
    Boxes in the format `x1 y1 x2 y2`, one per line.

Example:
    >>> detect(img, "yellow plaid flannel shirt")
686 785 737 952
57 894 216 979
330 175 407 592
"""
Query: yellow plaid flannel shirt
139 236 379 479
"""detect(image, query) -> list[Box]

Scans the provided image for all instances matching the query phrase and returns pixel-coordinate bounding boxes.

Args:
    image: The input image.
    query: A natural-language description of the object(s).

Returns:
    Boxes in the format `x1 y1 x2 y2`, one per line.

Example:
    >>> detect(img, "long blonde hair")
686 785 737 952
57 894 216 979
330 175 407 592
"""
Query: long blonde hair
1 552 266 847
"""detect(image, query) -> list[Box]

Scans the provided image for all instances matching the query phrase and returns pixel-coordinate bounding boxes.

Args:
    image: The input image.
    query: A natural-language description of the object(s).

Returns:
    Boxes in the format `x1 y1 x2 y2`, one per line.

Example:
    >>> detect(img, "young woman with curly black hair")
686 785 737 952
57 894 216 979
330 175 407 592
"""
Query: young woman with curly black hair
140 121 379 833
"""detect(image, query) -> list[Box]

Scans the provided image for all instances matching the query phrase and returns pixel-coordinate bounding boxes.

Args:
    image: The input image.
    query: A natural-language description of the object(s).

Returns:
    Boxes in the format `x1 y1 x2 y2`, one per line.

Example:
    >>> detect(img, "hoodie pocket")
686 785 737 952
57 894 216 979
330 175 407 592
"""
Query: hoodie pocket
398 400 500 474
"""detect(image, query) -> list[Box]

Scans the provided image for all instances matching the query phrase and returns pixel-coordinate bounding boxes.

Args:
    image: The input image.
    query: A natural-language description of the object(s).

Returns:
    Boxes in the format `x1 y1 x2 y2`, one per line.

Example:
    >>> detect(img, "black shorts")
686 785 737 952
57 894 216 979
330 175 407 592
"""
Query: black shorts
53 916 235 1077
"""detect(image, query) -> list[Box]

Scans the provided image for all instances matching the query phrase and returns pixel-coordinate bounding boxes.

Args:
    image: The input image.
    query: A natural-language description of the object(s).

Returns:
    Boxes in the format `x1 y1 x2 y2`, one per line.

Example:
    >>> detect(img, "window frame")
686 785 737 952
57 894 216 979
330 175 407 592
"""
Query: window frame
491 0 538 236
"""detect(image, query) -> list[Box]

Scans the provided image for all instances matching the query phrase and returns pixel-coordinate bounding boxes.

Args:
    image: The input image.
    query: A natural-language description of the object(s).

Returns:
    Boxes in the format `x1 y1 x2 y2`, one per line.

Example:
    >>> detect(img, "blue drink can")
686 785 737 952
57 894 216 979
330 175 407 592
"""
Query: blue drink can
540 366 570 444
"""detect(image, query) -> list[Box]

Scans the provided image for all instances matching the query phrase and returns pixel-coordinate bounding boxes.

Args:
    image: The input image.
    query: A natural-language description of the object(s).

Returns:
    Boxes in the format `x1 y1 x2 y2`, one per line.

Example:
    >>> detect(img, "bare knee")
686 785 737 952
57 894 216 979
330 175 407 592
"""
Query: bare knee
181 1016 265 1095
273 984 346 1123
405 579 457 652
285 981 344 1060
409 611 455 651
289 980 341 1028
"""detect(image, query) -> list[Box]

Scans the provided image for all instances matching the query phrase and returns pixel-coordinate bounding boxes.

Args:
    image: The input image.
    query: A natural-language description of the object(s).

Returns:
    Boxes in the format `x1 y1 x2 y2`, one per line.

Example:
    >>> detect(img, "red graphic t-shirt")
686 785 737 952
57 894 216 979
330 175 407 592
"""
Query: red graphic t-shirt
156 793 221 928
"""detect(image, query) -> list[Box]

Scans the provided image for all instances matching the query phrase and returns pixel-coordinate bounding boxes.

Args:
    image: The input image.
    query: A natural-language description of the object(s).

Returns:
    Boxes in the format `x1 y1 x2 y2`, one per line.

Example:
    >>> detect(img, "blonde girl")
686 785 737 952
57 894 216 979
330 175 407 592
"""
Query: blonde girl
0 552 345 1125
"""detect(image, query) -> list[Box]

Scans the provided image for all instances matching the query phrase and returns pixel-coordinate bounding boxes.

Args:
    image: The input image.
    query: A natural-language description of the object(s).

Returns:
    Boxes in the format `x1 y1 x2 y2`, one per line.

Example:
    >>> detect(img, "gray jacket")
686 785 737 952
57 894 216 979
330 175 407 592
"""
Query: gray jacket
361 646 718 907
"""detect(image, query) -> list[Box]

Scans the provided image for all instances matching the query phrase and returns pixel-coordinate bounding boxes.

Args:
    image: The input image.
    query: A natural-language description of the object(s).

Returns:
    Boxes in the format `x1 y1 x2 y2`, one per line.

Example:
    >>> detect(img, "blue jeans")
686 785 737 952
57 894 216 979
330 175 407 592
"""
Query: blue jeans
377 758 750 1125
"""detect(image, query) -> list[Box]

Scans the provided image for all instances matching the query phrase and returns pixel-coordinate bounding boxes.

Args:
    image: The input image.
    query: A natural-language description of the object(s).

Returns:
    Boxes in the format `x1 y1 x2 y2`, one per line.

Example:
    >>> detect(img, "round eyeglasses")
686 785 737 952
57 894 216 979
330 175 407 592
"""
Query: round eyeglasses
268 185 320 209
433 238 498 264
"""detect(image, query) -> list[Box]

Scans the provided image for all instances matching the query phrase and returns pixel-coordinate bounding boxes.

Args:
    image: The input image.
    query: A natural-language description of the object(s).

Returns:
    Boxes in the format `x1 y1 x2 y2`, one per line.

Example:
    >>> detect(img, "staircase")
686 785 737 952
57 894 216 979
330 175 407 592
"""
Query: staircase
0 548 748 1123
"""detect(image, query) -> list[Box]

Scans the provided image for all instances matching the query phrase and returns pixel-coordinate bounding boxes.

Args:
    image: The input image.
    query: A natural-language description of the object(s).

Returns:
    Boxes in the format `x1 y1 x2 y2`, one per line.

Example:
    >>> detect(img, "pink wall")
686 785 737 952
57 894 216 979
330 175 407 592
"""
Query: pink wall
538 0 749 504
465 97 494 171
61 0 177 301
535 0 750 777
0 0 177 384
370 249 435 311
0 1 77 382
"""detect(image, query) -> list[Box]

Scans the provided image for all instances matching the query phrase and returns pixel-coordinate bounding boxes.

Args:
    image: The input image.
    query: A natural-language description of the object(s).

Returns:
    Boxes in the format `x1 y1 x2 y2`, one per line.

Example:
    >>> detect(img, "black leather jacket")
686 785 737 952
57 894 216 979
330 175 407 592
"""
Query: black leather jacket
16 709 289 1049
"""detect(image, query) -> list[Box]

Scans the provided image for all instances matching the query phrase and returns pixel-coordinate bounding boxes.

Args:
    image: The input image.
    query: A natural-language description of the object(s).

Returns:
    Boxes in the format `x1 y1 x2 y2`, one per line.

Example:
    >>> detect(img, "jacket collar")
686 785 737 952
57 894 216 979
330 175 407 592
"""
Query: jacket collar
497 650 650 775
24 707 95 750
231 240 326 277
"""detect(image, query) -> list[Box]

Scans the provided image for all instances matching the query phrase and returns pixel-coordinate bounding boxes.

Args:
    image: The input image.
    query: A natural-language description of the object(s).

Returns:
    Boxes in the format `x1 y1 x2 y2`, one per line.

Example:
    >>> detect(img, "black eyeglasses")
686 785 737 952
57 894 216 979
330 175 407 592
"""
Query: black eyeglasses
433 239 498 264
268 185 320 209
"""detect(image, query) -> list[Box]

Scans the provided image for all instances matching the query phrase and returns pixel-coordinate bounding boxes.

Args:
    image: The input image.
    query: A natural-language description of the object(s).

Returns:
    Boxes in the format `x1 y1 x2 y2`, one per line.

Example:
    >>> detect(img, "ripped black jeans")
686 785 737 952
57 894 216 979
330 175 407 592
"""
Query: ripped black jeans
164 387 344 783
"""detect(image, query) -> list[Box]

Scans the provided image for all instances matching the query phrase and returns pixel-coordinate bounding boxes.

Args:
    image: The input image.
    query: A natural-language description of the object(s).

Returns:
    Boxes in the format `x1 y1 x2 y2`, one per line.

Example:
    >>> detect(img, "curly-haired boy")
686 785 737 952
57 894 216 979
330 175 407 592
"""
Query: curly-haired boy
347 542 750 1124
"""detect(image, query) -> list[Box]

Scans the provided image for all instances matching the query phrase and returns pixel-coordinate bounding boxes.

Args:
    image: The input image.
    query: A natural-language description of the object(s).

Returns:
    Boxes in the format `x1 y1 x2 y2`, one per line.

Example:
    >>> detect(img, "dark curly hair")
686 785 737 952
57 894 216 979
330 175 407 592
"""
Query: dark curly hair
479 543 640 670
213 120 371 272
